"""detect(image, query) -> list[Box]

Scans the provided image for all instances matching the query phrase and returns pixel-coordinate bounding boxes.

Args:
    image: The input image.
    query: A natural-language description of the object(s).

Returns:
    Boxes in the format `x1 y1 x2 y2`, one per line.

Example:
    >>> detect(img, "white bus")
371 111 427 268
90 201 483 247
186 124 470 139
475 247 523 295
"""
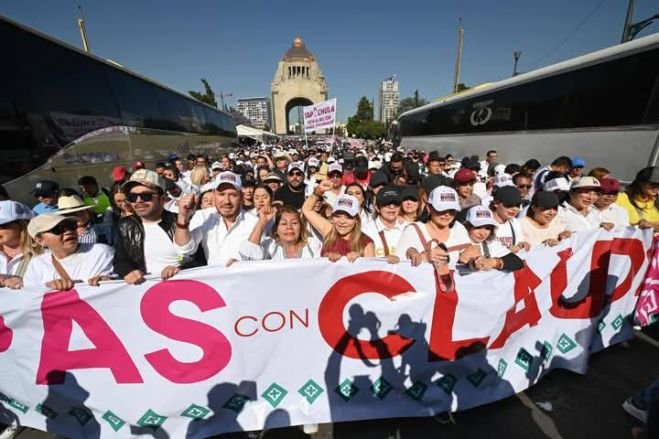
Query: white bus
0 15 237 204
397 33 659 183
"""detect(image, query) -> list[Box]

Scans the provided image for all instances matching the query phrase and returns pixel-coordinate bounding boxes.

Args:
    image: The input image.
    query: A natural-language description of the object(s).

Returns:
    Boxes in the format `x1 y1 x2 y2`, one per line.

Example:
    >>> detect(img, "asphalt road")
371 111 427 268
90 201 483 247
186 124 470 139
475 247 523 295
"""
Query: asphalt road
12 326 659 439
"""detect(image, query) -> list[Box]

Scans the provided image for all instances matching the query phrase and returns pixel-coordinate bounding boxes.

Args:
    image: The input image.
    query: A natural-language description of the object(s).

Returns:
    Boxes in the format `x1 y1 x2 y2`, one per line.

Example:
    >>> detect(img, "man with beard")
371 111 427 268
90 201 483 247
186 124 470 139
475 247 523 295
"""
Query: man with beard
175 171 259 267
274 161 307 209
114 169 203 284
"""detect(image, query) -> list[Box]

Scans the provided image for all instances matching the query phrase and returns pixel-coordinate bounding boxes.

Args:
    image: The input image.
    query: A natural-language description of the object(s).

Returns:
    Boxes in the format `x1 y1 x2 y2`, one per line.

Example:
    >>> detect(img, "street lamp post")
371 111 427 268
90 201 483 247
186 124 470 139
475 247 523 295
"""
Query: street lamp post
513 51 522 77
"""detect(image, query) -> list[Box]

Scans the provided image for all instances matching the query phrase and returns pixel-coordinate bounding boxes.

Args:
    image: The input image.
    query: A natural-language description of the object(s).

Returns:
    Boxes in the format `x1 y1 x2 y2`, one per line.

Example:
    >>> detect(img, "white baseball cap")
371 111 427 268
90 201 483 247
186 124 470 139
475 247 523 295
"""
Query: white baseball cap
494 164 506 175
287 161 305 174
544 177 571 192
571 176 601 191
465 205 496 227
307 157 320 168
211 161 222 170
328 163 343 175
494 173 515 188
428 186 461 212
332 194 360 218
214 171 242 191
0 200 34 225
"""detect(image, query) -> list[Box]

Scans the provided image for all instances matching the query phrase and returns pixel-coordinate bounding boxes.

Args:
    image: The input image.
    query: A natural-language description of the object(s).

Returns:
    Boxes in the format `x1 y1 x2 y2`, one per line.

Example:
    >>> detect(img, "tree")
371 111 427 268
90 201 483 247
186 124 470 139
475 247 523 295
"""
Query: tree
346 96 386 139
188 79 218 108
397 89 429 116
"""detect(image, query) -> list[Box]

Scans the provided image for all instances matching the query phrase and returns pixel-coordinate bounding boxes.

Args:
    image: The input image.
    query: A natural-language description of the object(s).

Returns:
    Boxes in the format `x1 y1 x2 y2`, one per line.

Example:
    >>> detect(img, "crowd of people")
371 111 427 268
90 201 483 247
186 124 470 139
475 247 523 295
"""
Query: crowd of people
0 141 657 429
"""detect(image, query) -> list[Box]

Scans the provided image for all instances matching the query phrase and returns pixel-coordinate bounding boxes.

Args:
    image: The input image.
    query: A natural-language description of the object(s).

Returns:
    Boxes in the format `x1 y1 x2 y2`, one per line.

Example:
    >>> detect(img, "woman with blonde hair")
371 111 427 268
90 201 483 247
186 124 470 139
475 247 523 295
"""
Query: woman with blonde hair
303 180 375 262
189 165 210 192
0 201 42 289
240 205 320 260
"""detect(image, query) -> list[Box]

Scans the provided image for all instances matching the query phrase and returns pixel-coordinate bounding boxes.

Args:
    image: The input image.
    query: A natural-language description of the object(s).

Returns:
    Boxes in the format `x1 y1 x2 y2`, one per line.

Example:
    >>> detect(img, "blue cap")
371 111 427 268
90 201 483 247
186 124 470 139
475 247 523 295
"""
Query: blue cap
168 153 179 160
572 157 586 168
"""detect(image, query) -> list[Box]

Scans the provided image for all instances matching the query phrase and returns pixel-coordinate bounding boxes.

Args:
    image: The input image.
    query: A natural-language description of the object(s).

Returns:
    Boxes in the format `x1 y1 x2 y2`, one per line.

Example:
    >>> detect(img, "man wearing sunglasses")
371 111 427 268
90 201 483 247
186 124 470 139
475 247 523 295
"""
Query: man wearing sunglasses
23 214 114 290
175 171 258 267
114 169 204 285
274 162 307 209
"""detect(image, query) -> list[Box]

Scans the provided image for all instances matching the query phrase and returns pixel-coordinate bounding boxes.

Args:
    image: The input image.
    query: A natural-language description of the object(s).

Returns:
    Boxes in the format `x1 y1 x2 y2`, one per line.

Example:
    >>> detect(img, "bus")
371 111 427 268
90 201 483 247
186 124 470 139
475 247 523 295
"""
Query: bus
0 15 237 204
397 32 659 183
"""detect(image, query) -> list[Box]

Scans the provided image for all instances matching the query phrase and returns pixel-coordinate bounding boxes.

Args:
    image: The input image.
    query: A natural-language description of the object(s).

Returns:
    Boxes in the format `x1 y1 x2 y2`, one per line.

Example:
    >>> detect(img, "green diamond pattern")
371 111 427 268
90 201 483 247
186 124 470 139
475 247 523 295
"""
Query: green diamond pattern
136 409 167 428
497 359 508 378
335 379 359 401
436 373 457 395
597 320 606 333
181 404 210 420
371 377 392 400
36 404 57 419
298 379 324 404
262 383 288 408
540 341 553 361
611 314 624 331
69 407 93 426
467 369 487 388
405 381 428 401
8 399 28 414
222 394 250 414
102 410 126 432
515 348 533 371
556 333 577 354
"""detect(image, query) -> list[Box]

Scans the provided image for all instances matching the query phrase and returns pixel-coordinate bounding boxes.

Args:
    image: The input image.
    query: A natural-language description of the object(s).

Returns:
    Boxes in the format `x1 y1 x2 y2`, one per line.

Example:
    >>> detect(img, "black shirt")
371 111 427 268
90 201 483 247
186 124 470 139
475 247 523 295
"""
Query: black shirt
274 183 307 209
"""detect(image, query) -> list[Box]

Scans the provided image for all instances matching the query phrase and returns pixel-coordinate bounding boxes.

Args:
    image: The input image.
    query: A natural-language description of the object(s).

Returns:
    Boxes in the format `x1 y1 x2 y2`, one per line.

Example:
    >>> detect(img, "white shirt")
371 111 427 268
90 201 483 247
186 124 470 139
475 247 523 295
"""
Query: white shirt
598 204 630 227
494 217 523 249
239 238 321 261
142 221 182 275
558 204 603 233
23 244 114 288
362 217 407 257
175 208 259 266
0 251 28 276
473 181 488 199
396 221 470 267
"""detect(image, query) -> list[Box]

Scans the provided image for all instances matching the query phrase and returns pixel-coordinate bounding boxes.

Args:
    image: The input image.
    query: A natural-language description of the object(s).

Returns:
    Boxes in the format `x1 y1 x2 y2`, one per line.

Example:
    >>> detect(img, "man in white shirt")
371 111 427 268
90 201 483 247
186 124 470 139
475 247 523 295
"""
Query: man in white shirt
175 171 259 267
362 186 407 258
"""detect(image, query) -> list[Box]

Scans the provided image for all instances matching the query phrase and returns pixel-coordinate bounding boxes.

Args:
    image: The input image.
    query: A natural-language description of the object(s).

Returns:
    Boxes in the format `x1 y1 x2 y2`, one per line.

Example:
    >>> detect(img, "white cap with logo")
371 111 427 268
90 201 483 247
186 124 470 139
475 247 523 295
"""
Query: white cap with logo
328 163 343 174
466 205 497 227
332 194 360 217
428 186 461 212
0 200 34 225
214 171 242 190
494 173 515 188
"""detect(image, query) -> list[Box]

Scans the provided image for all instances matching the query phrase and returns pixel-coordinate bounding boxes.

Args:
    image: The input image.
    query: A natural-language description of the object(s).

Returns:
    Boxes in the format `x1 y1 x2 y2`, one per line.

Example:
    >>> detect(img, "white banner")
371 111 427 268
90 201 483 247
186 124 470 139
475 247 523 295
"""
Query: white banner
303 98 336 132
0 228 652 438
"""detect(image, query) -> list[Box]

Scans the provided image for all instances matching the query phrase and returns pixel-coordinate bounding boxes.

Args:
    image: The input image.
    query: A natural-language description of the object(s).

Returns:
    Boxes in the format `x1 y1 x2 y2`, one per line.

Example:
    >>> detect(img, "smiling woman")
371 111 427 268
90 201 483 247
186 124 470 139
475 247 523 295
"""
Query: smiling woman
302 180 375 263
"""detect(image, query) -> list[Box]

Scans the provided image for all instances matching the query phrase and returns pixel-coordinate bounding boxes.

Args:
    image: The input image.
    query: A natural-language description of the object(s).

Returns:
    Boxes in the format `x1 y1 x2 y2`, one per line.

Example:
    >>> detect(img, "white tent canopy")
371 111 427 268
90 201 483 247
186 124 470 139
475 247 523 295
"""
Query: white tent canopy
236 124 279 142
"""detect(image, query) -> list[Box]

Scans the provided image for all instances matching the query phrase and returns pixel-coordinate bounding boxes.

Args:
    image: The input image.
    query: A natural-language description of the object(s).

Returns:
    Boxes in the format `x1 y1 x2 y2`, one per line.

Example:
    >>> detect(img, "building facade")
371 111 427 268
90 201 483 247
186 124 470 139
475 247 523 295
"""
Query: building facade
271 37 328 134
236 97 272 130
379 76 400 125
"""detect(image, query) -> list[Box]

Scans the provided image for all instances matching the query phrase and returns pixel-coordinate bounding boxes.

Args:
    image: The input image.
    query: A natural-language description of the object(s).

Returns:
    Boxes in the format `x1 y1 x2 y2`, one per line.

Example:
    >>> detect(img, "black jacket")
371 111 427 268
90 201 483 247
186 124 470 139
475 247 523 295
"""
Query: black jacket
113 210 206 277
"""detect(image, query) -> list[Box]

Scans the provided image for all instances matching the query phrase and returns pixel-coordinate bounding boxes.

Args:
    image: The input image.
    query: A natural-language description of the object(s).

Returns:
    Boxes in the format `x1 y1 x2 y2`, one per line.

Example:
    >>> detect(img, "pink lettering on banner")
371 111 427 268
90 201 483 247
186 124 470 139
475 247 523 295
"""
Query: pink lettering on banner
37 289 143 385
141 280 232 384
0 316 13 353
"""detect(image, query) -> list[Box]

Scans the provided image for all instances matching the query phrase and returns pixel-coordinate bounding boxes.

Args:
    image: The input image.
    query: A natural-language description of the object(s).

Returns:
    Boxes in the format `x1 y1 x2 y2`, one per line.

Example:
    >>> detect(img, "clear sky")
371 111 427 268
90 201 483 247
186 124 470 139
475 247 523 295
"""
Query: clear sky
1 0 657 122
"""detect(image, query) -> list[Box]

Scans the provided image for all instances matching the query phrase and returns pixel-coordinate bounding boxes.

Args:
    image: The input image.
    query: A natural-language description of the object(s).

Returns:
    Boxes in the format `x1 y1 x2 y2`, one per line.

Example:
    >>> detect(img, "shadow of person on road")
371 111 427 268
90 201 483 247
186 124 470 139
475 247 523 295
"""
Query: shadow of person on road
40 370 100 439
186 380 257 439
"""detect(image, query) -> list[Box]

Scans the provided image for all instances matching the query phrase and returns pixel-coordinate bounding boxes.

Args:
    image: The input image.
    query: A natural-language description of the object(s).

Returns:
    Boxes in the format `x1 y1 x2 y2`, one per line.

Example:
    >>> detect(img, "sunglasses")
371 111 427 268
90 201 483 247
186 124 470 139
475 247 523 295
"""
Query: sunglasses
517 184 532 189
127 192 159 203
288 171 304 177
46 221 77 235
502 203 521 209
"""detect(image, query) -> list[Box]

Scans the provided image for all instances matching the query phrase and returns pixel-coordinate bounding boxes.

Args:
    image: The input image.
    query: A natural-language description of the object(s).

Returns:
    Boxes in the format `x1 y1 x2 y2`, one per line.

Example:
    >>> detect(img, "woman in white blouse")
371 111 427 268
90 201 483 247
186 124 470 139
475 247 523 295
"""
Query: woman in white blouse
0 201 41 289
396 186 471 268
558 177 614 233
240 205 320 260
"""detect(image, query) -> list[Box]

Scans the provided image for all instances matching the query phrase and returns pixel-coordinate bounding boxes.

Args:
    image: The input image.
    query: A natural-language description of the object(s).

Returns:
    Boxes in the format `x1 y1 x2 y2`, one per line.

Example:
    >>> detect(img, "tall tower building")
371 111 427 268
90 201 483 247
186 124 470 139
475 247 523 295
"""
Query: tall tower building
379 75 400 125
236 97 272 130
